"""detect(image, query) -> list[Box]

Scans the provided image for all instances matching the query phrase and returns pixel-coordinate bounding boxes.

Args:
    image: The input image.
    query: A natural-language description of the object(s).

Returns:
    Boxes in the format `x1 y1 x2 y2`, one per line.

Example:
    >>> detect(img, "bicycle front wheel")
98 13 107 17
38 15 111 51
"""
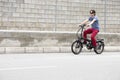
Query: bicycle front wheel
71 40 83 55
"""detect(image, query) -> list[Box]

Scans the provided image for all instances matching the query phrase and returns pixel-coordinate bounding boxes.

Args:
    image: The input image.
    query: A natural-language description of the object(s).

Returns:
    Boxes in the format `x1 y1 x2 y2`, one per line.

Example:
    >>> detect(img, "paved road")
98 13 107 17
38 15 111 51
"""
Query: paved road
0 52 120 80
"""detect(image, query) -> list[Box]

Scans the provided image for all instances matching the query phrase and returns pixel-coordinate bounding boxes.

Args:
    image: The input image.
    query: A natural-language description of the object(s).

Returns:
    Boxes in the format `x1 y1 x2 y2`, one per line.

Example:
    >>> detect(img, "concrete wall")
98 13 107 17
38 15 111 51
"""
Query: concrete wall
0 0 120 49
0 31 120 47
0 0 120 33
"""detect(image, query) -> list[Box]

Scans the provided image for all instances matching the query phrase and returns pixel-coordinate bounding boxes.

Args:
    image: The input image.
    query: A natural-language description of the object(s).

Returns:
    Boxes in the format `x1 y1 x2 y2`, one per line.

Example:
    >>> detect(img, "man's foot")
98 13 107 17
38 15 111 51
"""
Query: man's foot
83 42 86 45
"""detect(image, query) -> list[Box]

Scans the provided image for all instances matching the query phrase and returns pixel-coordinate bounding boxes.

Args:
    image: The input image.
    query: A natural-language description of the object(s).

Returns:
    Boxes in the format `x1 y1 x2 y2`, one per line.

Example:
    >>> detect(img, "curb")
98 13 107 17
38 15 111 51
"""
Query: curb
0 46 120 54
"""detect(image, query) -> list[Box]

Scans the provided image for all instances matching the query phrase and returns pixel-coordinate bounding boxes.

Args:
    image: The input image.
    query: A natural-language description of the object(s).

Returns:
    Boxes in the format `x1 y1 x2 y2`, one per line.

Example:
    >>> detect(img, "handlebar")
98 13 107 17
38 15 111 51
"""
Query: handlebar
77 24 86 39
79 24 86 28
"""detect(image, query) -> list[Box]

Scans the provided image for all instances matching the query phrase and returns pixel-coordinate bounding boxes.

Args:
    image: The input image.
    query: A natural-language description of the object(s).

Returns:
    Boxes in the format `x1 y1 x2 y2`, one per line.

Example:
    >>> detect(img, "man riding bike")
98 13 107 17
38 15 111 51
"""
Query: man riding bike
79 10 100 50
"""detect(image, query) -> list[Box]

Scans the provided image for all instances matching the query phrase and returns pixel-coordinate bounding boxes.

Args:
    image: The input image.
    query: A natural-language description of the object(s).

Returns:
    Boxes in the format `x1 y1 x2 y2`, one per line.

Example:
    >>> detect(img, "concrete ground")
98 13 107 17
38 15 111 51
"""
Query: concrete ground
0 52 120 80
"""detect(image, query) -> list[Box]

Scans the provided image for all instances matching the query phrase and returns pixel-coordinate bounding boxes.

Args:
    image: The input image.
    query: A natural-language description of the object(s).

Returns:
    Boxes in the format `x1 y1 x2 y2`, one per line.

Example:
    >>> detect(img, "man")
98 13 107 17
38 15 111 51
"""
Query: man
80 10 100 49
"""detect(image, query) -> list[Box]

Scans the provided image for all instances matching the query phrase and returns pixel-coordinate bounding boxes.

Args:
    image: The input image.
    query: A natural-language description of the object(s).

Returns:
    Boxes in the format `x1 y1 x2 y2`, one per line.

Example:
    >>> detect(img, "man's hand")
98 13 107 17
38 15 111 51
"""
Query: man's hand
79 24 82 27
84 24 90 30
86 24 90 27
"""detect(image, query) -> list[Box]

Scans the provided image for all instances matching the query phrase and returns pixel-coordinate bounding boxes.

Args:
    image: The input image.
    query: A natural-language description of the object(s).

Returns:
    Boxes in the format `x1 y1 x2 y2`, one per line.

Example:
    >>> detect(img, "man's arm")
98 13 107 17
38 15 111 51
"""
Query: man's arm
80 19 89 25
87 19 96 26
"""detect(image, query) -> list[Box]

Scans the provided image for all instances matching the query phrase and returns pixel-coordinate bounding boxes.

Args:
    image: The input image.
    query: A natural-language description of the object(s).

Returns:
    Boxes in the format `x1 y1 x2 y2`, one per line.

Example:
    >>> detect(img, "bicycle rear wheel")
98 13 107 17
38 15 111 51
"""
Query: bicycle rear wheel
71 40 83 55
94 42 104 54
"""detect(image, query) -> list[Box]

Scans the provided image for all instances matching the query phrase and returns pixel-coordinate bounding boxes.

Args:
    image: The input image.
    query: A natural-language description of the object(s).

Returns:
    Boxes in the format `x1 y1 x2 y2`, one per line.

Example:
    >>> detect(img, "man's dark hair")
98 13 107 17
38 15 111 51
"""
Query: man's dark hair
90 10 96 16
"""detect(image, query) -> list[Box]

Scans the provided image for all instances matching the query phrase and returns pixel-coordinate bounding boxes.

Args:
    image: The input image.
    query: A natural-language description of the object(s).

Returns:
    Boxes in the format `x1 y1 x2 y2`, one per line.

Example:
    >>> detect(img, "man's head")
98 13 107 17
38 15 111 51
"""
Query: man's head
90 10 96 16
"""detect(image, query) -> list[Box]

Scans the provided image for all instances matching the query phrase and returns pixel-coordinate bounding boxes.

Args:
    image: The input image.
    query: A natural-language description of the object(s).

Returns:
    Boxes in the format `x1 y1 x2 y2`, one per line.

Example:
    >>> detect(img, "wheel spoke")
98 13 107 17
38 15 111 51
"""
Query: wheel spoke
94 42 104 54
71 41 82 55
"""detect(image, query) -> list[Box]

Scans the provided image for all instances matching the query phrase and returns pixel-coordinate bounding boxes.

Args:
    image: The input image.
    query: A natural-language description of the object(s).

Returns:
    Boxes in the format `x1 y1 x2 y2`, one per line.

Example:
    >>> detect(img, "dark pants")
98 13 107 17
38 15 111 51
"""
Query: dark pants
83 28 99 47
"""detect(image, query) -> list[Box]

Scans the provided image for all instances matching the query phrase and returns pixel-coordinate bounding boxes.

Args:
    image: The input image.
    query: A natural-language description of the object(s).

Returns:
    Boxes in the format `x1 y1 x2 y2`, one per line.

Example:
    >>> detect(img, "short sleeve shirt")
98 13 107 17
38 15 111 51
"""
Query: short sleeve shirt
89 16 100 30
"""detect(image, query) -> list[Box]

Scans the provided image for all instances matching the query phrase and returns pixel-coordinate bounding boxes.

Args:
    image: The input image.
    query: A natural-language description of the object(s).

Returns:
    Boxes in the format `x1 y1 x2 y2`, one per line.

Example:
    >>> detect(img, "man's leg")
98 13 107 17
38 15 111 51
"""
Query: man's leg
91 29 99 47
83 28 93 44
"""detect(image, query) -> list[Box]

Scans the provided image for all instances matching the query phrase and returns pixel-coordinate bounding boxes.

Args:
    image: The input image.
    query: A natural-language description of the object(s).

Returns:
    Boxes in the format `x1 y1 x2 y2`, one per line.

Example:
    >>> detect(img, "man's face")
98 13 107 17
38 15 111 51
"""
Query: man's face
90 11 95 17
90 13 94 17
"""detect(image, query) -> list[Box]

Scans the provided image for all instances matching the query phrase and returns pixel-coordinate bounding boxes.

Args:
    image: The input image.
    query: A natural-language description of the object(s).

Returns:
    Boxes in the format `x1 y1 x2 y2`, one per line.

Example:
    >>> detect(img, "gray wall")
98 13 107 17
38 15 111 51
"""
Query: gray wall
0 31 120 47
0 0 120 47
0 0 120 33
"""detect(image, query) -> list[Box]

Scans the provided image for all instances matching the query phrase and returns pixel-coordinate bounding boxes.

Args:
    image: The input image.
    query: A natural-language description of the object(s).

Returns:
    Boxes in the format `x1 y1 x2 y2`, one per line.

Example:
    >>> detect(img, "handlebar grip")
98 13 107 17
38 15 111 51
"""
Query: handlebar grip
79 24 86 27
